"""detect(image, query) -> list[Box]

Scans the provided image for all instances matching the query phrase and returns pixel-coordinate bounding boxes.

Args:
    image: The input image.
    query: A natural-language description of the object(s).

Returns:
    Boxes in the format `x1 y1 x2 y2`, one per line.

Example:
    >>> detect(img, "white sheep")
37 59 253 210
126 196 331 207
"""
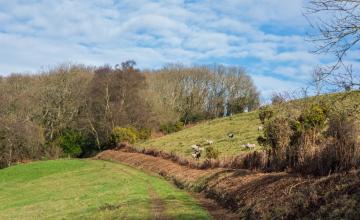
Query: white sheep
206 140 214 145
258 126 263 131
191 144 203 159
191 144 201 151
191 152 201 159
244 143 256 148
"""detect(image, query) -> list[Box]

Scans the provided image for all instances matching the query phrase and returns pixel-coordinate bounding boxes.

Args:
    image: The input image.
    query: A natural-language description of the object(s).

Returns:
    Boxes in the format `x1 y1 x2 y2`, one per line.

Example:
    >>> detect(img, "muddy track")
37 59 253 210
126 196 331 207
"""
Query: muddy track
148 185 170 220
96 150 245 219
97 150 239 219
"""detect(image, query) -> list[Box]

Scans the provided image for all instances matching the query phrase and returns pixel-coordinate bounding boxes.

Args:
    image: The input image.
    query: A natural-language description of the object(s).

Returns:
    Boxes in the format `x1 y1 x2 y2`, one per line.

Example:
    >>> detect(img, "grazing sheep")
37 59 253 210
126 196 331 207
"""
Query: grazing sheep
258 125 263 132
228 133 234 139
244 143 256 148
191 152 201 159
206 140 214 145
191 144 202 151
191 144 203 159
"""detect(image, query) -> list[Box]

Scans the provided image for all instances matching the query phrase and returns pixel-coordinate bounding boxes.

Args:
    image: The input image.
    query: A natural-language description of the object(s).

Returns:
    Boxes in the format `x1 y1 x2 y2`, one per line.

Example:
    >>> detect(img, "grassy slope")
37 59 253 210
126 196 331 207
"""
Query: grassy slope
138 90 360 159
139 111 262 158
0 159 210 220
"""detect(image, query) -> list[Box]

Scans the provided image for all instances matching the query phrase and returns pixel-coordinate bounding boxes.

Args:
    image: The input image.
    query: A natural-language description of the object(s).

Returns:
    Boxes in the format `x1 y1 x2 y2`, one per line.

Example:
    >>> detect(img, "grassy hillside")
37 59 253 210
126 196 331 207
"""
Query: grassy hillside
138 91 360 160
137 90 360 157
138 111 262 158
0 160 210 220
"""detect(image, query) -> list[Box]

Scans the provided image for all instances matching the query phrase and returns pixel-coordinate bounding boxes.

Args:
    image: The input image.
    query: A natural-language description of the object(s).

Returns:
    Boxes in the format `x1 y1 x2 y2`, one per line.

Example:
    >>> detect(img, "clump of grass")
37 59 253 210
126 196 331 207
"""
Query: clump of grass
99 203 121 211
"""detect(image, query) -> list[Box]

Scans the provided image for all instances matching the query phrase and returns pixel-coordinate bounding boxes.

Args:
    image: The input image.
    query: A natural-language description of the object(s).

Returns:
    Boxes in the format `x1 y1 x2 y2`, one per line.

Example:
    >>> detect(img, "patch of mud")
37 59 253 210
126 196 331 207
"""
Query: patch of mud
148 185 170 220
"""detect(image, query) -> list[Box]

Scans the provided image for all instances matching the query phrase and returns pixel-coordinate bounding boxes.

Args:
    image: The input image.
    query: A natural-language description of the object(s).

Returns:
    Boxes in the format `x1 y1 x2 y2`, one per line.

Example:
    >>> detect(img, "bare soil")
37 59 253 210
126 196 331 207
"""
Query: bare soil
148 185 169 220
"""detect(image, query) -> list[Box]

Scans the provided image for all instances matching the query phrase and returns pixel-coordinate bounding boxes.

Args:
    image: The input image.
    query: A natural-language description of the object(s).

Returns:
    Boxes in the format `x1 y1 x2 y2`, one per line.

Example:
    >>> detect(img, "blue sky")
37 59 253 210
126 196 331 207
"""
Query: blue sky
0 0 337 99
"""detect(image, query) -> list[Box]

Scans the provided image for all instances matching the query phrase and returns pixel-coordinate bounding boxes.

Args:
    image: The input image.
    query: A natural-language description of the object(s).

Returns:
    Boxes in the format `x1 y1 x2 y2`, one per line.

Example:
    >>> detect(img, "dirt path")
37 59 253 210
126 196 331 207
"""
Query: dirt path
148 185 170 220
97 150 360 219
97 150 240 219
96 150 223 183
190 192 238 220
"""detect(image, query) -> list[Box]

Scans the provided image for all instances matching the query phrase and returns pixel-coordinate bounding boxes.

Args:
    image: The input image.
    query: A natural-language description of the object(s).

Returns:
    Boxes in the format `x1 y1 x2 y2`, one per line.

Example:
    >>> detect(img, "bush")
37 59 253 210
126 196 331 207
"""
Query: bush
0 119 46 167
325 111 359 172
138 128 151 140
259 106 273 124
111 127 138 145
180 113 205 124
160 121 183 134
57 130 85 157
258 100 360 175
264 116 293 170
242 151 267 170
299 104 327 131
205 146 220 160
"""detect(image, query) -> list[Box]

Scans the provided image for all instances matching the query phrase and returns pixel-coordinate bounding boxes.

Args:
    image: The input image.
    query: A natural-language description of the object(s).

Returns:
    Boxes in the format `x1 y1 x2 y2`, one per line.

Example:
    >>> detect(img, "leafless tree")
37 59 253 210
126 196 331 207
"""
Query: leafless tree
311 66 325 95
86 61 150 147
306 0 360 90
146 64 259 124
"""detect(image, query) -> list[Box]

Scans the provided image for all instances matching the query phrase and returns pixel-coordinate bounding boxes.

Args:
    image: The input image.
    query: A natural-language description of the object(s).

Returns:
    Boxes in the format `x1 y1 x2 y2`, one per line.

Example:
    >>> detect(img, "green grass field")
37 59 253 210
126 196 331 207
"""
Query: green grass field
138 111 262 158
0 159 210 220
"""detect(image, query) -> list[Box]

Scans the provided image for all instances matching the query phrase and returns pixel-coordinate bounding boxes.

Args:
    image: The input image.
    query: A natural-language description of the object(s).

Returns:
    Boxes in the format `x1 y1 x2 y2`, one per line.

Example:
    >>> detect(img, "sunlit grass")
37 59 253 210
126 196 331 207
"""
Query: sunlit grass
139 111 262 158
0 159 210 220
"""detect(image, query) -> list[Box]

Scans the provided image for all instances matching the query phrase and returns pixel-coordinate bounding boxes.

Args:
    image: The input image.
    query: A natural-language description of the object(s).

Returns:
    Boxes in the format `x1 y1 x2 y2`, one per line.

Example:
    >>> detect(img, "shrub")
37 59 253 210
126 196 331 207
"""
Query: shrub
259 100 360 175
257 136 267 146
263 116 293 170
299 104 327 131
242 151 267 170
57 130 85 157
111 127 138 144
180 113 205 124
0 119 46 167
259 106 273 124
205 146 220 160
324 111 359 172
138 128 151 140
160 121 183 134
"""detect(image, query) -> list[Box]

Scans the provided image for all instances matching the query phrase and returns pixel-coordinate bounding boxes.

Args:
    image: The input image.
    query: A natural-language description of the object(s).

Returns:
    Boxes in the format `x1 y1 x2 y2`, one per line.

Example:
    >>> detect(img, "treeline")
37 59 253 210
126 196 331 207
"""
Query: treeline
0 61 259 167
146 64 259 124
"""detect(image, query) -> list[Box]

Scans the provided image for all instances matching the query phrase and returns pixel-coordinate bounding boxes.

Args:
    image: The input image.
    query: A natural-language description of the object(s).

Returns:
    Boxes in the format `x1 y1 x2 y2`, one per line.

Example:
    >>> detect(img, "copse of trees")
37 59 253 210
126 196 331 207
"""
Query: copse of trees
86 61 152 149
145 64 260 125
0 61 260 168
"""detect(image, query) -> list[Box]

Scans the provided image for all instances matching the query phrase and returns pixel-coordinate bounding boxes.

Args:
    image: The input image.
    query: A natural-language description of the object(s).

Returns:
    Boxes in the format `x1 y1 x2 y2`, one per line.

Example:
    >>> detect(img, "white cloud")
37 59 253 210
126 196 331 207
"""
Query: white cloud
0 0 338 97
252 75 307 101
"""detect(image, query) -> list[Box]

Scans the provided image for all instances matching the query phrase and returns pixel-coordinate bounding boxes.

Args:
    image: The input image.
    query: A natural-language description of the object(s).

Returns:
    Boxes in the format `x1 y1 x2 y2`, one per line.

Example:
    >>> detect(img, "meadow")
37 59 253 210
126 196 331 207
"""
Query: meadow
0 159 210 220
138 111 262 158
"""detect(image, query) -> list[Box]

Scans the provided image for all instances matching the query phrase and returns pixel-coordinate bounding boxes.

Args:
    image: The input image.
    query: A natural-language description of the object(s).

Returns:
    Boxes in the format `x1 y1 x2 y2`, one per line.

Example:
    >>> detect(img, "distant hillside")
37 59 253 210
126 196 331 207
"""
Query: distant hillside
137 90 360 159
138 111 262 158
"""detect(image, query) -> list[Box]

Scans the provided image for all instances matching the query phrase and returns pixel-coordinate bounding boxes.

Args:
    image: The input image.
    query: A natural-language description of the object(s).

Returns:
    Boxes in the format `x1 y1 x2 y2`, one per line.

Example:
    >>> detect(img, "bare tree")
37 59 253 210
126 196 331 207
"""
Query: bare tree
86 61 150 147
311 66 325 95
306 0 360 90
146 64 259 124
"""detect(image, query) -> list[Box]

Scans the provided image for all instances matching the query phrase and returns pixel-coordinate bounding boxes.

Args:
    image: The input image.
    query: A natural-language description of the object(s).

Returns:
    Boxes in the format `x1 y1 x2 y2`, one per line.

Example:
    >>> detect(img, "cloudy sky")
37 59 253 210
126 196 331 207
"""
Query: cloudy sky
0 0 334 99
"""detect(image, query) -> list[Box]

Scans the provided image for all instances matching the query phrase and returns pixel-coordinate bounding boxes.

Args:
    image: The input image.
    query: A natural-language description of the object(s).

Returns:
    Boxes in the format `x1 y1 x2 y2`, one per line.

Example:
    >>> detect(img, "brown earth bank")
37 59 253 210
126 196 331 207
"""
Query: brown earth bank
96 150 360 220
